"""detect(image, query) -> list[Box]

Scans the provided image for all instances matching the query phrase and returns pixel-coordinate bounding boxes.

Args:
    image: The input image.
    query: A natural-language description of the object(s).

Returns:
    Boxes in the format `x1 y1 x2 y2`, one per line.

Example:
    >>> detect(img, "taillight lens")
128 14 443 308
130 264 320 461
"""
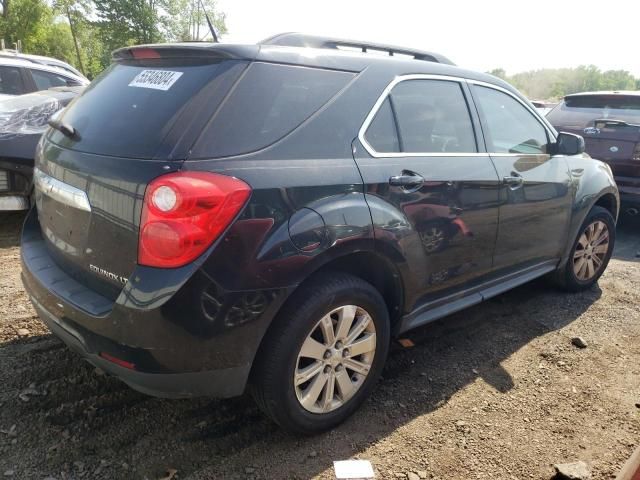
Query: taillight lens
633 143 640 161
139 171 251 268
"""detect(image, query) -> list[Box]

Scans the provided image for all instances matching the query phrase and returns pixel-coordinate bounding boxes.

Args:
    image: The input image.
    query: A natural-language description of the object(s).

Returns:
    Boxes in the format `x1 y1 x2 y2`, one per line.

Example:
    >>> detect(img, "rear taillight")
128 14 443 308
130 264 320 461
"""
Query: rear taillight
139 172 251 268
633 143 640 161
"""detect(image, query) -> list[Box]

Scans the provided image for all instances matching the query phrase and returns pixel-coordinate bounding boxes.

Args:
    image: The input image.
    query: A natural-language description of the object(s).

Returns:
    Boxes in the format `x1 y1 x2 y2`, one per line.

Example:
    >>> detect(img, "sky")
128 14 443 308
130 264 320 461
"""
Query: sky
215 0 640 77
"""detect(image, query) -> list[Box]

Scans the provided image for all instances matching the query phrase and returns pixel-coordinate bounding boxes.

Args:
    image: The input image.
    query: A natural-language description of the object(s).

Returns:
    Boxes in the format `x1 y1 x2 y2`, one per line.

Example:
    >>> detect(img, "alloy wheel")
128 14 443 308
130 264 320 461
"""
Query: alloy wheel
294 305 377 413
573 220 610 281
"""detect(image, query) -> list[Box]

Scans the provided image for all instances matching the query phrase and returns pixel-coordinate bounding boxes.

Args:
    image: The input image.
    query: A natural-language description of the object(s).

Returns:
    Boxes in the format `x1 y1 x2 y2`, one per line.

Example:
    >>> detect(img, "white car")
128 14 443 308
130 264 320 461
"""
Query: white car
0 57 89 100
0 51 87 79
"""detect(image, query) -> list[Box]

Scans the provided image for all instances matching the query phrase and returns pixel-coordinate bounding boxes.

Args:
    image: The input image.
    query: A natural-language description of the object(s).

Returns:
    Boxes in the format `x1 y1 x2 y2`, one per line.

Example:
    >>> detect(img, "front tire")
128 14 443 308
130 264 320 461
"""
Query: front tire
554 206 616 292
250 273 390 434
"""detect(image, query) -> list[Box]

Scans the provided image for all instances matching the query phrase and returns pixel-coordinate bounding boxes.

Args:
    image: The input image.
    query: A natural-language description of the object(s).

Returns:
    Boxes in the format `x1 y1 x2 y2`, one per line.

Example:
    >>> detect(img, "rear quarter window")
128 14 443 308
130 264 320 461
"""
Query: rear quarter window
190 63 355 158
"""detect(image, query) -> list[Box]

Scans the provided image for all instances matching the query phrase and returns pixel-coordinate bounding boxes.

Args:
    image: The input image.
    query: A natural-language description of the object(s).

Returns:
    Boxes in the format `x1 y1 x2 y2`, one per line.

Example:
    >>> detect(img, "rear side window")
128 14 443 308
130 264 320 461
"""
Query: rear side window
473 85 549 154
191 63 354 158
0 66 25 95
31 70 71 90
48 61 233 159
364 79 477 154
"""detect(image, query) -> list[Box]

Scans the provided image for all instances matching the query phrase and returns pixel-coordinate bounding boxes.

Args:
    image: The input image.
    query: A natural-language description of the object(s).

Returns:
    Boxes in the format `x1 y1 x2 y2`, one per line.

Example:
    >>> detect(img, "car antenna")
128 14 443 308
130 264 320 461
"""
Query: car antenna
197 0 218 43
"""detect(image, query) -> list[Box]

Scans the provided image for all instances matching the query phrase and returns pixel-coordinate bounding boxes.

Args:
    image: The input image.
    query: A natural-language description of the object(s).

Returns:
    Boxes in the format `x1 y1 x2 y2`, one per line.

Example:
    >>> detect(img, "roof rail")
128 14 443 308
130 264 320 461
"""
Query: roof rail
260 33 454 66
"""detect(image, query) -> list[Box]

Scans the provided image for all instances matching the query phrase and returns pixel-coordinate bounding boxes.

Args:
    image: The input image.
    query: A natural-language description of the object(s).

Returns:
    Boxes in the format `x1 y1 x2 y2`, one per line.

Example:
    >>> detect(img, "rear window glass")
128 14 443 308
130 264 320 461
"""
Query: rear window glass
48 61 229 159
191 63 354 158
565 95 640 110
548 95 640 127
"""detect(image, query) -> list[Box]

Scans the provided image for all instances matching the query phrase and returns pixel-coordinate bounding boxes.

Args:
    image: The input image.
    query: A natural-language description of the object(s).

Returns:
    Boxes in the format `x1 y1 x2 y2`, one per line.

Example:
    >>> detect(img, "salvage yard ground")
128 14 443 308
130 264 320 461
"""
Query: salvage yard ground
0 212 639 480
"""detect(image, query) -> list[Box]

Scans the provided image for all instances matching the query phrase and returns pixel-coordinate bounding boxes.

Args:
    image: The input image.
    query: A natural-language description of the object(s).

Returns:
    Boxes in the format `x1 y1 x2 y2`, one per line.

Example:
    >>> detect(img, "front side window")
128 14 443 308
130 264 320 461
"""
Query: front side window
364 79 477 154
473 85 549 154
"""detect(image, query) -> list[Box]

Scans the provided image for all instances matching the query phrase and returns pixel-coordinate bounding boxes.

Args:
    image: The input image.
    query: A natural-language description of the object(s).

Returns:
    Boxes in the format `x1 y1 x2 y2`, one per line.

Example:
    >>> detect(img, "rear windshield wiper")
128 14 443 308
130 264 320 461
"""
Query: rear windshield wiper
594 118 640 129
48 118 80 140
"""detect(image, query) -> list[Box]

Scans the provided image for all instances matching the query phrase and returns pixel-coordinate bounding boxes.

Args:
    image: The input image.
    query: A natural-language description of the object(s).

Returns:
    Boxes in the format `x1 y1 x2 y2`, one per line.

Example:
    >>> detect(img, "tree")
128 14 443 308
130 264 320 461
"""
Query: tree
492 66 639 100
0 0 48 50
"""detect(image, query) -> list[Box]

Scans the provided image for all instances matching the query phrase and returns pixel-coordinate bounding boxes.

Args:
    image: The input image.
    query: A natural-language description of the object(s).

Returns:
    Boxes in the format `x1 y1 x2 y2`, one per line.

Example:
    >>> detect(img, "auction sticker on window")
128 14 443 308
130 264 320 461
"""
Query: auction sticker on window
128 70 183 91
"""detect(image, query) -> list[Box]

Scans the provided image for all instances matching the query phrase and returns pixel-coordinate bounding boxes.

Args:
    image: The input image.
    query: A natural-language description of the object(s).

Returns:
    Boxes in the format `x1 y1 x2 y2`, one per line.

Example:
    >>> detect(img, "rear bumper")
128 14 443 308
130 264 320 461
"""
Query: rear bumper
29 291 249 398
21 208 291 398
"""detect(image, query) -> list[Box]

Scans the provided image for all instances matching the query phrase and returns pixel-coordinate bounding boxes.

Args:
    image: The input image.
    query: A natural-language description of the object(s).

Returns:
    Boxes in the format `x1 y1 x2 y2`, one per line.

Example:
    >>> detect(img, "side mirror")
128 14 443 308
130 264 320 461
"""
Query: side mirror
554 132 585 156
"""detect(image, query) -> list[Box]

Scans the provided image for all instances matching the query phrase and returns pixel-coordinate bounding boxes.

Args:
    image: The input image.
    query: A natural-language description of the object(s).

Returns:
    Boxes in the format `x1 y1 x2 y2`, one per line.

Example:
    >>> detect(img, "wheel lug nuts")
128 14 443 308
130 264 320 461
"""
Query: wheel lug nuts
342 349 349 357
324 350 332 359
335 341 343 349
336 365 343 372
324 365 331 374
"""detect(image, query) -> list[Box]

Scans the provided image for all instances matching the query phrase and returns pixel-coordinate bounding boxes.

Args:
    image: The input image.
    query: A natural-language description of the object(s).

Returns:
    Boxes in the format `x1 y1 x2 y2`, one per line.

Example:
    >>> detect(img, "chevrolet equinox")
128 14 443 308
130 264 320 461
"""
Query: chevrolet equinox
21 33 619 434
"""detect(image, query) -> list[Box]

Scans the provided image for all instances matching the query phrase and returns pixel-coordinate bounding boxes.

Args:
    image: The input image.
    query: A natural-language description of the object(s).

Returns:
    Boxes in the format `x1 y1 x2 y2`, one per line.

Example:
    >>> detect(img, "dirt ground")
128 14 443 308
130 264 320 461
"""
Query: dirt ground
0 211 638 480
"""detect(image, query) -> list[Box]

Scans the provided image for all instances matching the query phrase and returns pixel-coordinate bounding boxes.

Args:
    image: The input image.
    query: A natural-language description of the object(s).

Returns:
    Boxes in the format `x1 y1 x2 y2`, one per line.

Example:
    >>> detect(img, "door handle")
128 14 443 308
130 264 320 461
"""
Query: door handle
389 171 425 190
502 173 524 189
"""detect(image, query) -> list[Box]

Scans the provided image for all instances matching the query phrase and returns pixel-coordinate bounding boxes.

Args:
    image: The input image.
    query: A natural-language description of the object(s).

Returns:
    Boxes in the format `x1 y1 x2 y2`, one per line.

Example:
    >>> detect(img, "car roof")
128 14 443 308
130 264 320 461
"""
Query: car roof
118 35 518 96
0 56 88 83
1 52 85 77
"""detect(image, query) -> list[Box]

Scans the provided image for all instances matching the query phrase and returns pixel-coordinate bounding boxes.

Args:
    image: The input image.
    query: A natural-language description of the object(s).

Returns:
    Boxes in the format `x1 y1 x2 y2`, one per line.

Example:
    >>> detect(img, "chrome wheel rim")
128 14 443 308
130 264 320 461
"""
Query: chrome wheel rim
294 305 376 414
573 220 609 281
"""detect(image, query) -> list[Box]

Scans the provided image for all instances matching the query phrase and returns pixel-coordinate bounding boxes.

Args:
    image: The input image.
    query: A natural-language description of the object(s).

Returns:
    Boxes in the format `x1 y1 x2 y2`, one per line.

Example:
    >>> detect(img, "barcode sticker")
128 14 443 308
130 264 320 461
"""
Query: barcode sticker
128 70 183 91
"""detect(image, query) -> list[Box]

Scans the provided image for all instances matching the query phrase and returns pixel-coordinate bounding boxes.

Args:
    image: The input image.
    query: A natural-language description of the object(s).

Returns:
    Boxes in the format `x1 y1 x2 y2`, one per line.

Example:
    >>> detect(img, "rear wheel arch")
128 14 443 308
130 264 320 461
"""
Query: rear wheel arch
593 192 618 220
249 250 404 377
302 251 404 330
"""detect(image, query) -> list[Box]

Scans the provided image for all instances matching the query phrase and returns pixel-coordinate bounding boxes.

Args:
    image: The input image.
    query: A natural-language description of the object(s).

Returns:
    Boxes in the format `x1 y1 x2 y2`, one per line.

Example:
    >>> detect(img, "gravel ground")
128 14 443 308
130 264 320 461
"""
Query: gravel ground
0 211 638 480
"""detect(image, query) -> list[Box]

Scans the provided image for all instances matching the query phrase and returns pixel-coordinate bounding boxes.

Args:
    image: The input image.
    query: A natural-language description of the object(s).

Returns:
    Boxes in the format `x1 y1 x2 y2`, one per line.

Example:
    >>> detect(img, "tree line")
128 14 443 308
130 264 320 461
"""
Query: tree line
0 0 226 79
489 66 639 101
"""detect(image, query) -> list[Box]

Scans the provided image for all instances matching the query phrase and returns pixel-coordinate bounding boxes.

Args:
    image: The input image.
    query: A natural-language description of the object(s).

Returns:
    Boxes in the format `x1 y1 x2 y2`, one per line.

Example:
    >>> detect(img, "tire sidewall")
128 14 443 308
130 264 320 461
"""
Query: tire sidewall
274 282 390 433
566 207 616 288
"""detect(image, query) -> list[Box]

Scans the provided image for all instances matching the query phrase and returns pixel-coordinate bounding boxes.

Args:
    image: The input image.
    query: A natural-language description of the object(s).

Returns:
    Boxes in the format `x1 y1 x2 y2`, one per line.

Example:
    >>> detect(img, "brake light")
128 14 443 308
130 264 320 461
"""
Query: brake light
633 143 640 161
139 172 251 268
131 48 161 59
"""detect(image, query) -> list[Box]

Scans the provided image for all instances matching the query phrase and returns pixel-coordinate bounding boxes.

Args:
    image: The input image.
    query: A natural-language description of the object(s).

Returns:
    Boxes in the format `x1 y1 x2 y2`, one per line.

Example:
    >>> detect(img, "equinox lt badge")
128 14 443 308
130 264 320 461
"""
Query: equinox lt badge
89 264 127 285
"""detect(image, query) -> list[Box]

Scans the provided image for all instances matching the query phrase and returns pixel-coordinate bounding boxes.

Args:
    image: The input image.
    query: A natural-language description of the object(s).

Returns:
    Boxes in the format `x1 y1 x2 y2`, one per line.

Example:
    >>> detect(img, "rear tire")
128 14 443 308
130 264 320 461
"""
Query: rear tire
250 272 390 435
553 206 616 292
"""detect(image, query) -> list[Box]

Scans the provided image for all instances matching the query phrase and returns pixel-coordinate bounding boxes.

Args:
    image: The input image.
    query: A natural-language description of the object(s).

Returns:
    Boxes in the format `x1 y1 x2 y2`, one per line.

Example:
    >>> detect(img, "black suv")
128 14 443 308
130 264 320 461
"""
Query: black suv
21 34 619 434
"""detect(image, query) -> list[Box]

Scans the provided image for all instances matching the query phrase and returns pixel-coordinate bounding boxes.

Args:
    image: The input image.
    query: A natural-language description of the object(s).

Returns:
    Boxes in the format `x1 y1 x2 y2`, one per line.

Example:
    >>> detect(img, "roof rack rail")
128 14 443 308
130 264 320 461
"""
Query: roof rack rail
259 33 454 66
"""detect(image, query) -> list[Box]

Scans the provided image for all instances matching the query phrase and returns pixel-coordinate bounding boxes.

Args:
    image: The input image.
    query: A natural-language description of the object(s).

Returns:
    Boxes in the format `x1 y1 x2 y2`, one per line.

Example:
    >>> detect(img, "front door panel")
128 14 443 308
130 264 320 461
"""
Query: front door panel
469 83 572 272
490 154 572 269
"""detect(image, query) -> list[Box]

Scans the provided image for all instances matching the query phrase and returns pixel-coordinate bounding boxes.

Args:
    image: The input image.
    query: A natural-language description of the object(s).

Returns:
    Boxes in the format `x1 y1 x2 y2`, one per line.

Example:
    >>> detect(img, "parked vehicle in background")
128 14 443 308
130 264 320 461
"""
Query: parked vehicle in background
21 34 619 435
0 50 87 80
0 86 83 210
0 57 88 99
531 100 556 117
547 91 640 215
